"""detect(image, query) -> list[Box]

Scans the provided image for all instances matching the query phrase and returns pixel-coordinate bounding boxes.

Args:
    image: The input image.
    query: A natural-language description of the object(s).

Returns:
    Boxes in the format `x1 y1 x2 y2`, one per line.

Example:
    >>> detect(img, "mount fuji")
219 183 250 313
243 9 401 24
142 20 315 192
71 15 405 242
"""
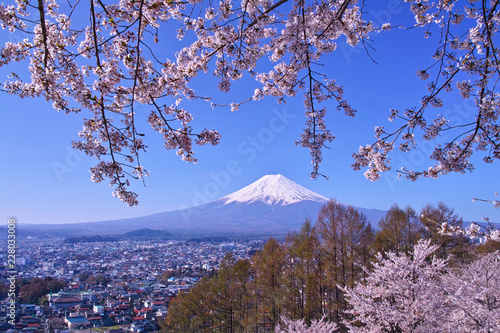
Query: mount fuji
18 175 387 238
220 174 328 206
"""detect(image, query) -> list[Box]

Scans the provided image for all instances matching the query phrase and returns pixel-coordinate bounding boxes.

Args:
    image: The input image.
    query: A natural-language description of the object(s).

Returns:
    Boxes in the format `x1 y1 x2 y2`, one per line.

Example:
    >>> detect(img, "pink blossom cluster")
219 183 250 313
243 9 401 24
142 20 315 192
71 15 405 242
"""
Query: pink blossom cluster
1 0 224 204
438 217 500 243
0 0 499 204
278 238 500 332
344 239 500 332
353 0 500 183
276 316 339 333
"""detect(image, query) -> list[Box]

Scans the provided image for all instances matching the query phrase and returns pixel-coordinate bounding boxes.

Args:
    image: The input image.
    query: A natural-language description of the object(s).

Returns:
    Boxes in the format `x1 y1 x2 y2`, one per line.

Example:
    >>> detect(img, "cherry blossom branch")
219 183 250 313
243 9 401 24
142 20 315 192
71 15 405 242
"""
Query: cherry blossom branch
438 218 500 243
37 0 49 69
482 0 500 77
246 0 289 29
129 0 145 182
354 0 500 181
473 192 500 210
1 0 499 204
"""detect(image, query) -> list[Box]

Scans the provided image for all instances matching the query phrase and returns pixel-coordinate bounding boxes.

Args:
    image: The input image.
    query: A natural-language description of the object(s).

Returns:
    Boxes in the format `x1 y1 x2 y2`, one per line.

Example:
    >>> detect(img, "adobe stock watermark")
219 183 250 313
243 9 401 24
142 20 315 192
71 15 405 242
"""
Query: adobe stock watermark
51 146 86 182
6 218 17 325
340 0 404 64
177 106 296 222
383 98 476 192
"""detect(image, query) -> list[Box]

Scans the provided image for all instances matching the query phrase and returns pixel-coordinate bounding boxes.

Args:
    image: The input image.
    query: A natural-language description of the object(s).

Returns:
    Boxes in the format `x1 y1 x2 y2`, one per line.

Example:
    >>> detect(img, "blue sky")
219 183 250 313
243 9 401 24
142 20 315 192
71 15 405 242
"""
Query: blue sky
1 1 499 225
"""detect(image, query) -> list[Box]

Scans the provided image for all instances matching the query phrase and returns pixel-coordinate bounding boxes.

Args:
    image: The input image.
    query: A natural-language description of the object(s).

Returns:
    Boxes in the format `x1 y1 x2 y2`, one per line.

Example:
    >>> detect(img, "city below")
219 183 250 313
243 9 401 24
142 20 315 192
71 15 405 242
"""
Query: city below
2 175 498 333
0 237 265 333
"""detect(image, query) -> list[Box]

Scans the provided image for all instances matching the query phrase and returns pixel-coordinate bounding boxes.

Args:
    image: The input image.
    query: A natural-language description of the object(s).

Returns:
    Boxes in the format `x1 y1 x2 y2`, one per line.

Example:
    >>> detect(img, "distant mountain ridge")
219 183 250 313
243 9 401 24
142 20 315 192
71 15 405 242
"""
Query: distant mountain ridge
122 228 173 239
15 175 388 238
62 228 173 243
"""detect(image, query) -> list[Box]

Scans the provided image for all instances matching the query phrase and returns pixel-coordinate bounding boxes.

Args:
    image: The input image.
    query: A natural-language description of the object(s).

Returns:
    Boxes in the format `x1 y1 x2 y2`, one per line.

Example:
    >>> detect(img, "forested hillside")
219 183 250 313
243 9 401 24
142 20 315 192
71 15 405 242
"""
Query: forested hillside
162 201 500 332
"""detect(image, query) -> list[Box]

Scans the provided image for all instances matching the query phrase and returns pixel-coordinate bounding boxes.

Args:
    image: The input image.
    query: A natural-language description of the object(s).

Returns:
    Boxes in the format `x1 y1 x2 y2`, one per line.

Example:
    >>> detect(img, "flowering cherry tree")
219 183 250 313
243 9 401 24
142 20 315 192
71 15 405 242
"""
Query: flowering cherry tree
275 316 339 333
441 251 500 333
352 1 500 182
0 0 499 205
436 192 500 243
343 239 500 332
438 216 500 243
343 239 449 332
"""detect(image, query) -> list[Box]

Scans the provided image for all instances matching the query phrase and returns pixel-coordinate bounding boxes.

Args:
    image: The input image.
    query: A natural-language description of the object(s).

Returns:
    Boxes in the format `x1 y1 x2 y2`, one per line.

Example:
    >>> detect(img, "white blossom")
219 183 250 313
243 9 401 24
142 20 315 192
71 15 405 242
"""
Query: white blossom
343 240 448 332
276 316 338 333
1 0 499 203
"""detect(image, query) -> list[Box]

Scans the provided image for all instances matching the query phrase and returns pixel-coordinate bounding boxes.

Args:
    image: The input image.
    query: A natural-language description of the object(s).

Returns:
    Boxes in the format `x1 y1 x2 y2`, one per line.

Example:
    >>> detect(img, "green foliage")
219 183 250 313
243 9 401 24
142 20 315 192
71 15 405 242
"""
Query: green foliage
86 274 109 286
19 277 66 304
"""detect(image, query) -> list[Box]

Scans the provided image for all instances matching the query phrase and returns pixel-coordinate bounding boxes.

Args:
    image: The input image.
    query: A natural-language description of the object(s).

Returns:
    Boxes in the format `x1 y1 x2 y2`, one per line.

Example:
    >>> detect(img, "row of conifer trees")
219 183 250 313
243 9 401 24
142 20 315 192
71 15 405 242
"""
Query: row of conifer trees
162 200 498 332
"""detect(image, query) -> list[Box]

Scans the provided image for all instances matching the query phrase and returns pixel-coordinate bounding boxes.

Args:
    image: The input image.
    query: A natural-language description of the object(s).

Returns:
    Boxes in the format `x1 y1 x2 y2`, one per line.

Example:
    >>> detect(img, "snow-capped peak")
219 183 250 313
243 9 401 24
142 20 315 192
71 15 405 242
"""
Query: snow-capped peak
220 174 328 206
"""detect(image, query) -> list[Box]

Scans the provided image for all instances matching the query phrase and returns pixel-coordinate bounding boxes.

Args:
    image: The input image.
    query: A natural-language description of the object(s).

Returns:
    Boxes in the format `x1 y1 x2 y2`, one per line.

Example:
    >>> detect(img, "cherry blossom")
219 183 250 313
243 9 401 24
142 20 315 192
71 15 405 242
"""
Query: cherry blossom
1 0 499 204
437 192 499 242
438 217 500 243
441 251 500 333
275 316 339 333
343 239 448 332
343 239 500 333
354 0 500 182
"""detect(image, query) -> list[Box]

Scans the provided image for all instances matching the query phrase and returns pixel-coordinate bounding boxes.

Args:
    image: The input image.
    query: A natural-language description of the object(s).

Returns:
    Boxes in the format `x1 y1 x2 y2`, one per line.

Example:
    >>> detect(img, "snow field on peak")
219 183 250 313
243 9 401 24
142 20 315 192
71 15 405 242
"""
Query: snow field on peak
221 174 329 206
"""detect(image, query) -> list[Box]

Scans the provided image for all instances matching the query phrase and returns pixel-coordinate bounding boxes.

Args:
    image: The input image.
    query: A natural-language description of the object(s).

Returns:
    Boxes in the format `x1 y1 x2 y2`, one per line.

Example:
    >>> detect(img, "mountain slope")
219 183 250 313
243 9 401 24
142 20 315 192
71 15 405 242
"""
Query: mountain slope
17 175 387 238
220 174 328 205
